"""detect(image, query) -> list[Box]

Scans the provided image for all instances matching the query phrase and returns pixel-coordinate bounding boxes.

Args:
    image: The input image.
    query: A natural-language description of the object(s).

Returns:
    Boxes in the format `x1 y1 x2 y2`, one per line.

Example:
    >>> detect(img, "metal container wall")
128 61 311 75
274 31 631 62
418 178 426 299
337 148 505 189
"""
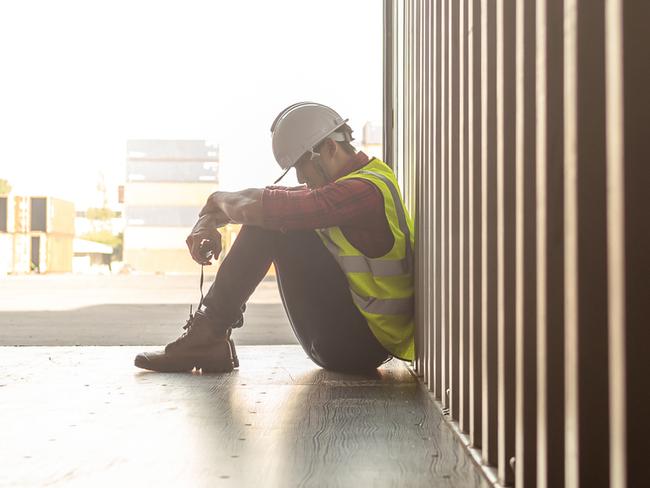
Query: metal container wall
384 1 649 487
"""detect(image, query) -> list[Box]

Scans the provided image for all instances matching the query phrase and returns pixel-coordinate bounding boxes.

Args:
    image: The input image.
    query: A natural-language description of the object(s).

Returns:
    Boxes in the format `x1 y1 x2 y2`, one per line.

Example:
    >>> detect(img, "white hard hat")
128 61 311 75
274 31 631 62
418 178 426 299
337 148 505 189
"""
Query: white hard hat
270 102 350 182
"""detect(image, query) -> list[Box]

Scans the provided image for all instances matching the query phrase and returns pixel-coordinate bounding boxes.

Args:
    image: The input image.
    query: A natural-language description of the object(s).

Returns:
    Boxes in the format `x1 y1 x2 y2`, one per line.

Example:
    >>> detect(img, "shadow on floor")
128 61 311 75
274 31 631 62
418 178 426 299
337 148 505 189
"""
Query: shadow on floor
0 303 298 346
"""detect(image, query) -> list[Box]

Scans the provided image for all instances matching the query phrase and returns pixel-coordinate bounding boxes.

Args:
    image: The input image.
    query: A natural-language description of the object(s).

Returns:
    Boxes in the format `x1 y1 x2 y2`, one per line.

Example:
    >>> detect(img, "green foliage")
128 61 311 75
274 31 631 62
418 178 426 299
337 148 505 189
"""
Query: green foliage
85 207 117 220
0 179 11 196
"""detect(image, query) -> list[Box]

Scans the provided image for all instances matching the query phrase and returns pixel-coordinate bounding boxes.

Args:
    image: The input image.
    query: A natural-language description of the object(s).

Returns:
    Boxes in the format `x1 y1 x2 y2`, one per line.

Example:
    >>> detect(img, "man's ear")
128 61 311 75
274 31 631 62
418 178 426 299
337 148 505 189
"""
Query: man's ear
321 138 337 159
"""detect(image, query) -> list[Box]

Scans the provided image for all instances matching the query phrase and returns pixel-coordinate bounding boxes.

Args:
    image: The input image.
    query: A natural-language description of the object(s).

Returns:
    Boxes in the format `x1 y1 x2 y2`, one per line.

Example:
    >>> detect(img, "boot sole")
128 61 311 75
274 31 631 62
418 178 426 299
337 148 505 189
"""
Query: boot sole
134 354 234 374
198 358 235 374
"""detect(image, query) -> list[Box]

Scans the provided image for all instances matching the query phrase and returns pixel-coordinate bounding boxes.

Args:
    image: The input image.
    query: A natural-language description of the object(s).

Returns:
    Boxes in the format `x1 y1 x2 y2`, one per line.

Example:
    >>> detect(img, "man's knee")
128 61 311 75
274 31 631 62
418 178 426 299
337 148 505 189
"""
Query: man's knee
237 224 275 240
226 225 279 257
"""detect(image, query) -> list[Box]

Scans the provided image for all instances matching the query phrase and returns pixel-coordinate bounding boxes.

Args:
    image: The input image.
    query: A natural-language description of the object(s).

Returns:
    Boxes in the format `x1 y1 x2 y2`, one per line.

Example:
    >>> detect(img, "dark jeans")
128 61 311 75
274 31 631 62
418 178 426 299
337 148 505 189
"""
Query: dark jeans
202 225 391 372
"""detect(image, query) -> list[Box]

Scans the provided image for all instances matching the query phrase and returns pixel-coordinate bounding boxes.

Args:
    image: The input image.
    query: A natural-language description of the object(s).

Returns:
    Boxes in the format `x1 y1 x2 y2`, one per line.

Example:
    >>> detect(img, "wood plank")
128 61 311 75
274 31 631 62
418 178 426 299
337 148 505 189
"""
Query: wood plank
469 0 483 450
515 0 538 485
496 0 517 484
0 346 489 488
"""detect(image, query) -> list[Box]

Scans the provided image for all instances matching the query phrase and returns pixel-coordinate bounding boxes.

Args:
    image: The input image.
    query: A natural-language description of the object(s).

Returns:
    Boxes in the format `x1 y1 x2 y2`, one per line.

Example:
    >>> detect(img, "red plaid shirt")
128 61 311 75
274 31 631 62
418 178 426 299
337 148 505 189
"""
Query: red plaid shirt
262 152 394 258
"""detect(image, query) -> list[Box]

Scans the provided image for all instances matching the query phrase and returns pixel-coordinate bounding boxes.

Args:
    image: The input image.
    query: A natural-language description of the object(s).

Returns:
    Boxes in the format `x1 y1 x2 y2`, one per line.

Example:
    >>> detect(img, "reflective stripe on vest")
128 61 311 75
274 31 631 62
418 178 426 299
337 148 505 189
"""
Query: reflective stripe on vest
318 170 414 284
350 289 414 315
356 170 414 276
319 231 410 277
317 158 415 360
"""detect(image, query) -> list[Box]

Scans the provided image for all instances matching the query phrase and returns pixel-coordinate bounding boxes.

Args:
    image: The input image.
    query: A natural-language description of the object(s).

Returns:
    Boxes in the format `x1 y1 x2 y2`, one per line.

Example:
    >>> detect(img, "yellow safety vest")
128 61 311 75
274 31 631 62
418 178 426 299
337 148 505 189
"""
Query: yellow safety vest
317 158 415 360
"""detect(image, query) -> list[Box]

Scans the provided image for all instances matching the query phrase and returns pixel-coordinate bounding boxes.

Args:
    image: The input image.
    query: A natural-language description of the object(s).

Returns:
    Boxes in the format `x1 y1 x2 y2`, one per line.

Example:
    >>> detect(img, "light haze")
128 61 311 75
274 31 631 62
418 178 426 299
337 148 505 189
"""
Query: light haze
0 0 382 209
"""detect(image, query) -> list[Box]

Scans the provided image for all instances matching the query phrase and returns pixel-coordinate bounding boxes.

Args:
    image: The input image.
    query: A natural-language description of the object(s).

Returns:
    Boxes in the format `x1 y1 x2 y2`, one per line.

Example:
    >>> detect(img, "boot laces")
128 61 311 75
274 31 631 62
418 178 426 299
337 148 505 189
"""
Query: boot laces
181 305 195 333
179 265 206 338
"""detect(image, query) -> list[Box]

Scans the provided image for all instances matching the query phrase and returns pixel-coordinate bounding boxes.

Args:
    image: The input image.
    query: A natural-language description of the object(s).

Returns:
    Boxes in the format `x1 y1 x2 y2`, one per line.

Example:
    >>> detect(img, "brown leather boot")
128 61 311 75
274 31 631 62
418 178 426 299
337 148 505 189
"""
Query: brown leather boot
134 309 238 373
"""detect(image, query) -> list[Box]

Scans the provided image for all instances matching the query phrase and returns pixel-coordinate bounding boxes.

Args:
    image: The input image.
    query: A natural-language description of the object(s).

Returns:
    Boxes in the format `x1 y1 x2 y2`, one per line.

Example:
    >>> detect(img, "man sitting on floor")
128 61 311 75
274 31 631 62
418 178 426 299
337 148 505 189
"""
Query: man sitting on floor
134 102 415 374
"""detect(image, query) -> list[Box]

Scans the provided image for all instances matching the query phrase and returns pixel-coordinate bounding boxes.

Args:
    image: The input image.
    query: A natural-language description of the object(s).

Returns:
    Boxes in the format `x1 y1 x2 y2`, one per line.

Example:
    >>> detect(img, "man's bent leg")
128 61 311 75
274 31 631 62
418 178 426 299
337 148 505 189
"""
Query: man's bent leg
201 225 275 330
203 226 392 372
272 230 391 373
134 225 274 373
135 225 391 373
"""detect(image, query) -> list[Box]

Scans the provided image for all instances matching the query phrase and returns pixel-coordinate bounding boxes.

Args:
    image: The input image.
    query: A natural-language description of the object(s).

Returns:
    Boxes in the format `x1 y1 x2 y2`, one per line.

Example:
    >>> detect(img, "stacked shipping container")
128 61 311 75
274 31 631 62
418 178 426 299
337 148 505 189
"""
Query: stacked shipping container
0 196 74 274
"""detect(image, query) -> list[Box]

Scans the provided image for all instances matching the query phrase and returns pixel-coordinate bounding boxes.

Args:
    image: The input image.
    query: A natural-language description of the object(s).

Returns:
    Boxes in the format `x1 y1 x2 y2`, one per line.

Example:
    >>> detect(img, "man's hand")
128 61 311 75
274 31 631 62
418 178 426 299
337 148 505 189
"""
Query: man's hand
186 213 223 265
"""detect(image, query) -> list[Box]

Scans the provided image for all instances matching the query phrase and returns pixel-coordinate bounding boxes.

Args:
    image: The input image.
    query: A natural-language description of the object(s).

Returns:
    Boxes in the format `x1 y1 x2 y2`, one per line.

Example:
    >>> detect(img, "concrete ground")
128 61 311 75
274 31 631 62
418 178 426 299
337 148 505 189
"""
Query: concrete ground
0 274 298 346
0 275 488 488
0 346 488 488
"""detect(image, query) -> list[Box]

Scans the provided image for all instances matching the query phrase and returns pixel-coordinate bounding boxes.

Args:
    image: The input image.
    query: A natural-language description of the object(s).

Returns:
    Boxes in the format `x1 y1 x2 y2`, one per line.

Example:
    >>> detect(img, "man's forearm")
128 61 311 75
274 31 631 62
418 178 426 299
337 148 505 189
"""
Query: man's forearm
200 189 264 226
196 207 229 228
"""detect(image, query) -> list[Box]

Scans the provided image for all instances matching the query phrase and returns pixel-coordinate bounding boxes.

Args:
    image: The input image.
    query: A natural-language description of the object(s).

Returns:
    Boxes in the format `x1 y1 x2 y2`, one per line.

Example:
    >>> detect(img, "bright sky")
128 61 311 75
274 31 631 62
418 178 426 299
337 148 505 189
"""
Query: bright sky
0 0 382 209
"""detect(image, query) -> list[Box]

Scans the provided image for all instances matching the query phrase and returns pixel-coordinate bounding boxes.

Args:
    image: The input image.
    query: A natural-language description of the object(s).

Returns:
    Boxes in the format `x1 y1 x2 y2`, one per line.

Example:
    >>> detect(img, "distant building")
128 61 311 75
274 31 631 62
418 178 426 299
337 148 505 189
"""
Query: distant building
72 238 113 274
123 139 220 274
0 195 75 274
361 121 383 158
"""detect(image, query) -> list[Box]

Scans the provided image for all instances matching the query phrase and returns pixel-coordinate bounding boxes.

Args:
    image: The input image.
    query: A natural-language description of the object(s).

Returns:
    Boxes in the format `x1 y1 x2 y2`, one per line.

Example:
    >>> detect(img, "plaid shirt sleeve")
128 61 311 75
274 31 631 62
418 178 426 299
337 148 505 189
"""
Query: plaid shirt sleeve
264 185 308 192
262 178 383 231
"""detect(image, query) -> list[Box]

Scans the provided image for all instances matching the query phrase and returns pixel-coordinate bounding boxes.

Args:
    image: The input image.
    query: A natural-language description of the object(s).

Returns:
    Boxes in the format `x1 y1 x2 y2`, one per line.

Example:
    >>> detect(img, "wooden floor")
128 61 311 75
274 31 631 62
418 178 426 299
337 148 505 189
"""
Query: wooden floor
0 346 488 488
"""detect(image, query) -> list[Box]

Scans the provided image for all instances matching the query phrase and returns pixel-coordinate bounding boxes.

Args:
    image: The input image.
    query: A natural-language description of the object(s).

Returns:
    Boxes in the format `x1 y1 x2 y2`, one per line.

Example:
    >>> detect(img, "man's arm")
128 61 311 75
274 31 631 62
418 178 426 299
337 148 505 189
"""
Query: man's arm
199 189 264 226
262 179 384 230
265 185 307 192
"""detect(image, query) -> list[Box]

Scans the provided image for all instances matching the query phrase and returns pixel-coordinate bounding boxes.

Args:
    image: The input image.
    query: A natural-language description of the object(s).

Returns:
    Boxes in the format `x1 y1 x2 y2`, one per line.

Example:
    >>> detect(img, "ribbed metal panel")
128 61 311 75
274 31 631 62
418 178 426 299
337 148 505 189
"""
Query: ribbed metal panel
384 0 649 486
